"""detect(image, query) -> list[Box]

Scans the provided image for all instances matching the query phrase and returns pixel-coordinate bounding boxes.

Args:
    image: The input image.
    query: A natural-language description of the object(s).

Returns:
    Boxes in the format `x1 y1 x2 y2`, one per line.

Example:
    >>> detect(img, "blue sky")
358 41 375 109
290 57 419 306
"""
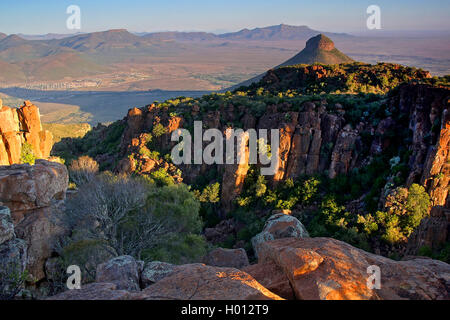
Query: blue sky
0 0 449 35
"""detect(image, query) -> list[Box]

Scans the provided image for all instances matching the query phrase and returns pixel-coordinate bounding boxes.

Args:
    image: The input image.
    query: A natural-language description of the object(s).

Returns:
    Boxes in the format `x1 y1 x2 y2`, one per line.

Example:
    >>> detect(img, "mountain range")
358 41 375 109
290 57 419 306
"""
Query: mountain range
0 25 353 85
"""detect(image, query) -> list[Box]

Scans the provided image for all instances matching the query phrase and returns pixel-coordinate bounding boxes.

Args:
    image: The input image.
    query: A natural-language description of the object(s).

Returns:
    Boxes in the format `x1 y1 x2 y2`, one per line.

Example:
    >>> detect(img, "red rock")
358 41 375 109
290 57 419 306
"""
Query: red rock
242 261 295 300
258 237 450 300
136 264 283 300
47 283 133 300
0 160 68 213
203 247 249 269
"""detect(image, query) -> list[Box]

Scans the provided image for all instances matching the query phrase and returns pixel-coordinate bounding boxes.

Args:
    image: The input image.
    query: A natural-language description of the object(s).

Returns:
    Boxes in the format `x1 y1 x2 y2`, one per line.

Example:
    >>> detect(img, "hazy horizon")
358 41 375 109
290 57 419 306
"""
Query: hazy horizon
1 0 449 35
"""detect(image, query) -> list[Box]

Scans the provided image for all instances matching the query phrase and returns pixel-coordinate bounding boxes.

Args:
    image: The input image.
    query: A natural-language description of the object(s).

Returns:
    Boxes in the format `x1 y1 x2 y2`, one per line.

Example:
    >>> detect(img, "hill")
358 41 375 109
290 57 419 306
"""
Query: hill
220 24 351 41
141 24 352 42
49 29 148 52
280 34 353 66
234 34 354 88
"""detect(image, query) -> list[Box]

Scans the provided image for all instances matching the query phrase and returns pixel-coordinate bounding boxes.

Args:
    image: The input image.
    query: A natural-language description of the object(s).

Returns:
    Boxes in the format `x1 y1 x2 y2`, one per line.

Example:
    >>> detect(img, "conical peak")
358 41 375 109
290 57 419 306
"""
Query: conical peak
305 34 335 51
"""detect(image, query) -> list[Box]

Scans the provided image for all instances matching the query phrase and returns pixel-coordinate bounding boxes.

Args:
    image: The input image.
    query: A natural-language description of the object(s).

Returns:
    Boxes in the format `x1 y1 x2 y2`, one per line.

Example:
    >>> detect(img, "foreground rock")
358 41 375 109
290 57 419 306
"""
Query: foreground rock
47 283 133 300
257 237 450 300
14 204 66 281
96 255 143 291
48 263 283 300
135 264 283 300
0 160 68 215
242 260 295 300
251 212 309 257
203 247 249 269
0 160 68 281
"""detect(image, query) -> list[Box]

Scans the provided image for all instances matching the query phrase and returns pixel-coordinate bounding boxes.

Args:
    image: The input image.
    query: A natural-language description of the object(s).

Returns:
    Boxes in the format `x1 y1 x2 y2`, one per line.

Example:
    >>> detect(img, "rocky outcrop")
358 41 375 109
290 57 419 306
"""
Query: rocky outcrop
46 236 450 300
0 206 28 295
14 204 66 281
0 159 68 216
251 211 309 258
256 237 450 300
135 264 283 300
48 261 283 300
0 100 53 165
47 282 134 300
0 160 68 281
95 255 144 291
203 247 249 269
110 83 448 222
242 260 295 300
221 130 250 210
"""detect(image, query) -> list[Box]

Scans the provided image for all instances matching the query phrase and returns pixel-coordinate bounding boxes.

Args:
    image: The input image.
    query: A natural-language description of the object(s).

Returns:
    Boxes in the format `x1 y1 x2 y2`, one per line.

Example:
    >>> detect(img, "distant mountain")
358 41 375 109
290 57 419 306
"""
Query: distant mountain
0 33 7 41
233 34 354 89
219 24 352 41
0 59 26 82
0 35 28 50
18 33 85 41
143 31 217 41
49 29 148 52
140 24 352 42
280 34 354 66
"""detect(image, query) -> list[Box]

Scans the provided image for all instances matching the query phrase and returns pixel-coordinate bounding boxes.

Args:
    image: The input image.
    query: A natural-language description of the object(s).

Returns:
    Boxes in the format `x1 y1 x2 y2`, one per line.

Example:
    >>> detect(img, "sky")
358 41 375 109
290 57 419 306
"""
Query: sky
0 0 449 35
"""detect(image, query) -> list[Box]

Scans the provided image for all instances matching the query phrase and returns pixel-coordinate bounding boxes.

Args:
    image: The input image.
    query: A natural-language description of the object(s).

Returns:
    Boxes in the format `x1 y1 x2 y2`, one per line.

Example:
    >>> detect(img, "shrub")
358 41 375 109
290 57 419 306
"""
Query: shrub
69 155 99 186
61 173 206 266
152 123 167 138
0 263 30 300
20 142 35 165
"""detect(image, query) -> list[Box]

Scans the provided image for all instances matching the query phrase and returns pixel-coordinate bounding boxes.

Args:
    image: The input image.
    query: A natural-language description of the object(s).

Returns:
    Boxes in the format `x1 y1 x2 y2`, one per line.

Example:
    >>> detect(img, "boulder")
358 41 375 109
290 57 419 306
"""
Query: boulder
0 206 14 245
203 247 249 269
47 283 133 300
14 205 66 281
0 160 68 214
257 237 450 300
242 261 295 300
251 212 309 258
96 255 144 291
135 264 283 300
141 261 176 288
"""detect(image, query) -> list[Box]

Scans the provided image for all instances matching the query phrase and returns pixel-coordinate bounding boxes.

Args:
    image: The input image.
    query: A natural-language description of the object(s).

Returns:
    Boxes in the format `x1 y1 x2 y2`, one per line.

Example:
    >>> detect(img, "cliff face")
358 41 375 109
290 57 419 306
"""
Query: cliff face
0 99 53 165
114 83 448 213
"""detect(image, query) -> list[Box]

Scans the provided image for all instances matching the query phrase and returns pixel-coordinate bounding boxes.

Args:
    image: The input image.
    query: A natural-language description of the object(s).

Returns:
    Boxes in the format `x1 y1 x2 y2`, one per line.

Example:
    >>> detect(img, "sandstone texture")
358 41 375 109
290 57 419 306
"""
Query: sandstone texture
203 247 250 269
0 100 53 165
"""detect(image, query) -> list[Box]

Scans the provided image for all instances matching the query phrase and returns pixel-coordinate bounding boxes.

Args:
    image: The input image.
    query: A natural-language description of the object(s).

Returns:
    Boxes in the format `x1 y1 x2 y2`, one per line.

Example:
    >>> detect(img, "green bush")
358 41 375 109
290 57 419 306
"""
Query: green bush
20 142 36 165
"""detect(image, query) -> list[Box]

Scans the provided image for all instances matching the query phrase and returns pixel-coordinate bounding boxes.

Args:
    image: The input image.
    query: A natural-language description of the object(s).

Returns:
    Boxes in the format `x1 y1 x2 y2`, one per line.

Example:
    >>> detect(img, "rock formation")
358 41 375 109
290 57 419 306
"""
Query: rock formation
251 211 309 258
203 247 250 269
0 206 28 297
0 100 53 166
256 237 450 300
46 237 450 300
0 160 68 281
